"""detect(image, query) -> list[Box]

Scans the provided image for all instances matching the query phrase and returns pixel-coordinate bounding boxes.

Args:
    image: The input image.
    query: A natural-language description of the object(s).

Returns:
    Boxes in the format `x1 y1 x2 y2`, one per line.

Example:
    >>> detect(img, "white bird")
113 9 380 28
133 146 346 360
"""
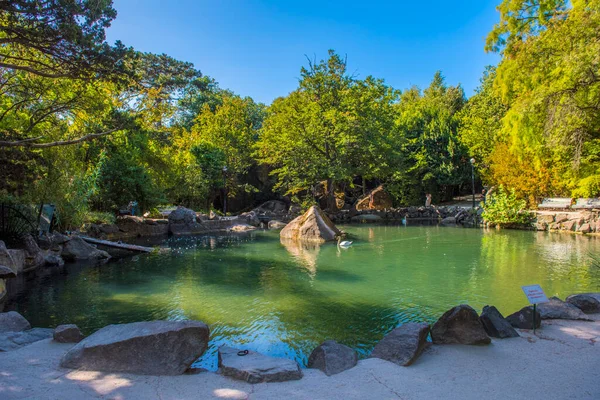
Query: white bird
337 236 353 248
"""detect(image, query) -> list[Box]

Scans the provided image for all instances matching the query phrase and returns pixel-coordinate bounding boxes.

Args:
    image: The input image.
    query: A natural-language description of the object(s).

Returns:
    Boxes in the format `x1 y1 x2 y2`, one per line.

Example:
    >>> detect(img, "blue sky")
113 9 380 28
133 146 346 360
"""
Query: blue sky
106 0 501 104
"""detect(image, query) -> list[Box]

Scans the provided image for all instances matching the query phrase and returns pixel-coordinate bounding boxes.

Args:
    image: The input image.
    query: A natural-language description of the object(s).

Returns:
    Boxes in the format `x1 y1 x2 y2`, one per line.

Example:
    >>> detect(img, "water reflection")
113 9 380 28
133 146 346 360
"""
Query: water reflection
280 238 321 276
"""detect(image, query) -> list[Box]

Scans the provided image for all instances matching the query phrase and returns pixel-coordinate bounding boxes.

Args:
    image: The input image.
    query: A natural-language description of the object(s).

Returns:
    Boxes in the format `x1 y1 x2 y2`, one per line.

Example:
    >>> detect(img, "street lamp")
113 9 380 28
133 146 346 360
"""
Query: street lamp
470 158 476 209
222 166 228 214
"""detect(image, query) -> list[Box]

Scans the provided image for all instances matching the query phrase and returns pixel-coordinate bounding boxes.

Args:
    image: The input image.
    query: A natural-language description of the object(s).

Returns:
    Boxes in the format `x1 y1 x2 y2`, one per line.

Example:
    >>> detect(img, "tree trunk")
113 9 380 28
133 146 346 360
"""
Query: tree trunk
362 176 366 196
326 178 338 212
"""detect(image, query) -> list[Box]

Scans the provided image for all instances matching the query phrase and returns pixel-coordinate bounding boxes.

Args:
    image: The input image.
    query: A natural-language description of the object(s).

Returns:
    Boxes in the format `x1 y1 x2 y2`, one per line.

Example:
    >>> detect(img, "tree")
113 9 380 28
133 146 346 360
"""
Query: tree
484 0 600 198
458 66 508 176
190 141 226 210
256 50 401 210
390 72 469 204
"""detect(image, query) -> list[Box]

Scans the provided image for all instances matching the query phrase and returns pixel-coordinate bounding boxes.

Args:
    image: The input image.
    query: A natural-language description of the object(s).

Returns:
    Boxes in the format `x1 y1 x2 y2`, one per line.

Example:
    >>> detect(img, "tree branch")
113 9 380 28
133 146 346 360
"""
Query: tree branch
0 127 122 148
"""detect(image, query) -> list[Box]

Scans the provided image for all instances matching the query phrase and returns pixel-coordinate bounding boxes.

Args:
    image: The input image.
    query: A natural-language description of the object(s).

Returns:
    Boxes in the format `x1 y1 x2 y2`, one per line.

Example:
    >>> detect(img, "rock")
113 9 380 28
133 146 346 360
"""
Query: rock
537 296 591 321
561 220 577 231
0 328 53 351
0 311 31 332
44 253 65 267
268 220 287 229
218 346 302 383
280 205 341 243
370 323 430 366
440 217 457 226
0 265 16 279
479 306 519 338
355 186 393 211
565 293 600 314
60 320 209 375
555 214 569 224
351 214 383 222
536 214 555 224
578 223 592 233
228 224 256 232
209 210 218 220
431 305 490 345
53 324 84 343
61 236 110 261
0 240 18 275
168 206 197 225
505 306 541 329
22 235 45 271
308 340 358 376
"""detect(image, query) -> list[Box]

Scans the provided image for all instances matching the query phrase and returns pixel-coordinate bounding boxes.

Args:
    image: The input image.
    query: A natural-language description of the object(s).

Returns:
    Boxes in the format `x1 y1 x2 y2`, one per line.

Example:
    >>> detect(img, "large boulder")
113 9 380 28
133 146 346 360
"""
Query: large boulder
0 311 31 333
60 320 209 375
355 186 393 211
61 236 110 261
0 328 53 351
307 340 358 376
505 306 541 329
479 306 519 338
218 346 302 383
536 296 591 321
565 293 600 314
53 324 84 343
431 305 491 345
280 205 341 243
370 323 430 366
168 206 197 225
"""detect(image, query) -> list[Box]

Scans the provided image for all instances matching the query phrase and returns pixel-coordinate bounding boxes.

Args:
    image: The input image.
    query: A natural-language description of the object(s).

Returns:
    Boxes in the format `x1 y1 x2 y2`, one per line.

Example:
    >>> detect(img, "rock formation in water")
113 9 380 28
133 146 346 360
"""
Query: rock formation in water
280 205 341 243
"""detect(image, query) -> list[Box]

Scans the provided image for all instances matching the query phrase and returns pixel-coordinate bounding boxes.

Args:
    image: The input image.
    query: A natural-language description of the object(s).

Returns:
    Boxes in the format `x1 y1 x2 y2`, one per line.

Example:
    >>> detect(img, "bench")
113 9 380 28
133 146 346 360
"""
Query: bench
538 198 572 210
571 198 600 210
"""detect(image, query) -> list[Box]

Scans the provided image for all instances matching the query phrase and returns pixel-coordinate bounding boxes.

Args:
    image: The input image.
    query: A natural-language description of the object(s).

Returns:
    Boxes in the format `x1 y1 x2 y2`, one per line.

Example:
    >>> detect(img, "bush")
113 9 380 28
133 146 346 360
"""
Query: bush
482 186 533 227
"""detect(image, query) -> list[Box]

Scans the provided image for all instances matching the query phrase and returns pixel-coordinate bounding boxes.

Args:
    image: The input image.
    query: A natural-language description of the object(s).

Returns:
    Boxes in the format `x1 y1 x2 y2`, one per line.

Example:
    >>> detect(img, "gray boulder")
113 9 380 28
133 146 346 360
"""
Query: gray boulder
54 324 84 343
168 206 197 225
479 306 519 338
23 235 45 271
228 224 256 232
0 240 17 275
218 346 302 383
268 220 287 229
370 323 430 366
537 297 592 321
308 340 358 376
431 305 491 345
61 236 110 261
60 320 209 375
506 306 541 329
565 293 600 314
44 253 65 267
0 328 53 351
0 311 31 332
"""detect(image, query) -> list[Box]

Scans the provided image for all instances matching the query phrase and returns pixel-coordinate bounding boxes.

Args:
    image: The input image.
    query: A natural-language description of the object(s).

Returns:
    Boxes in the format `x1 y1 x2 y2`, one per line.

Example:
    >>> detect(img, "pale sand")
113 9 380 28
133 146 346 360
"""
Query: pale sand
1 317 599 400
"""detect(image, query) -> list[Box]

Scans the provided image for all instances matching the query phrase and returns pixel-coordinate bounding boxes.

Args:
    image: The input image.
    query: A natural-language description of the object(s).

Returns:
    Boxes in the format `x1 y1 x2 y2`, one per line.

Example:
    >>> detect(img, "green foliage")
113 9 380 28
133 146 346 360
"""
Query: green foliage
256 50 402 209
389 72 469 204
482 186 533 226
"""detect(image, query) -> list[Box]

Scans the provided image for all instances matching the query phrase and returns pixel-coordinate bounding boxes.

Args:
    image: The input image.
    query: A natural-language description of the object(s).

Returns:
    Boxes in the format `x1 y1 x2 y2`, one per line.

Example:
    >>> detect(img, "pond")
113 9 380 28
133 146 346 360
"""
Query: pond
7 225 600 370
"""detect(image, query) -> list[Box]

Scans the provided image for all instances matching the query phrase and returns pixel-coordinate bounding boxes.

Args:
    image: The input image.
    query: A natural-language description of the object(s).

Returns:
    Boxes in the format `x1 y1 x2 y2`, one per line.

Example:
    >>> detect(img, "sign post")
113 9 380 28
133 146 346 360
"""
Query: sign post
521 284 549 334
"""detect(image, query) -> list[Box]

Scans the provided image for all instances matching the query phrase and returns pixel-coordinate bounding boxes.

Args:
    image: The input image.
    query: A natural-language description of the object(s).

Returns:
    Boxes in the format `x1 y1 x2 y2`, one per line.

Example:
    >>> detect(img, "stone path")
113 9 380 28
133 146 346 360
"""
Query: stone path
1 316 599 400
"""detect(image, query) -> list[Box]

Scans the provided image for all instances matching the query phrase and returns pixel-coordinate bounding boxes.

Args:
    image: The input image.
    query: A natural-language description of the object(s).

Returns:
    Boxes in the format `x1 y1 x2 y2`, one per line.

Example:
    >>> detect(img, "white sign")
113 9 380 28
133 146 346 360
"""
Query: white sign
521 284 549 304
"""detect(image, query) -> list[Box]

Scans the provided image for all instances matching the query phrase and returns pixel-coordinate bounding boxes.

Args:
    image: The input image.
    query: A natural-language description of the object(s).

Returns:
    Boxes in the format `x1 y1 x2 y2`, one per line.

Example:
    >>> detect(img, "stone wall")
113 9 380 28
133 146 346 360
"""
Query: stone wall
533 211 600 234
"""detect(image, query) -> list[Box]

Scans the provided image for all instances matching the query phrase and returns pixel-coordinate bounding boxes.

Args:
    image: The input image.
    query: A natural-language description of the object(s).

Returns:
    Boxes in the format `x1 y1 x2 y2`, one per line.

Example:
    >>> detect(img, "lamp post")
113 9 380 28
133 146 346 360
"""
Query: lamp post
222 166 228 214
470 158 476 209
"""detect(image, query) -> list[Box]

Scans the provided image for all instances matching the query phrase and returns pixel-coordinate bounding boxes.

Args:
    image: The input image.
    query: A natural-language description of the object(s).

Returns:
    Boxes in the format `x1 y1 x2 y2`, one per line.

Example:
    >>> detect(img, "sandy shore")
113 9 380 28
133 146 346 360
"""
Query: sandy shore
1 316 599 400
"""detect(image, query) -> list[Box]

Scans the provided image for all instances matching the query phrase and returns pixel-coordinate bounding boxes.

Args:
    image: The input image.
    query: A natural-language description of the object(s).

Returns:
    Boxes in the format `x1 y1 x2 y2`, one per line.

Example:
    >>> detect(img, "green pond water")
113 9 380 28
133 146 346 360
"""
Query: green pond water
7 225 600 370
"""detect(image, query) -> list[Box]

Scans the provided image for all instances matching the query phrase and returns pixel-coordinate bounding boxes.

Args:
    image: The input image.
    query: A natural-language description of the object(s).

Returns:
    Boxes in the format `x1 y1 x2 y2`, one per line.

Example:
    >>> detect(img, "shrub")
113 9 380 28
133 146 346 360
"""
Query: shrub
482 186 533 227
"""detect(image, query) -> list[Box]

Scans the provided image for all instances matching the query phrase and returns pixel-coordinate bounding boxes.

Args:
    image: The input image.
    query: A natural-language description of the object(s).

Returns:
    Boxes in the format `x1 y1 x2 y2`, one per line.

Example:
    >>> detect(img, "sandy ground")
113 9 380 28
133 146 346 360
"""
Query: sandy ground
1 316 599 400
